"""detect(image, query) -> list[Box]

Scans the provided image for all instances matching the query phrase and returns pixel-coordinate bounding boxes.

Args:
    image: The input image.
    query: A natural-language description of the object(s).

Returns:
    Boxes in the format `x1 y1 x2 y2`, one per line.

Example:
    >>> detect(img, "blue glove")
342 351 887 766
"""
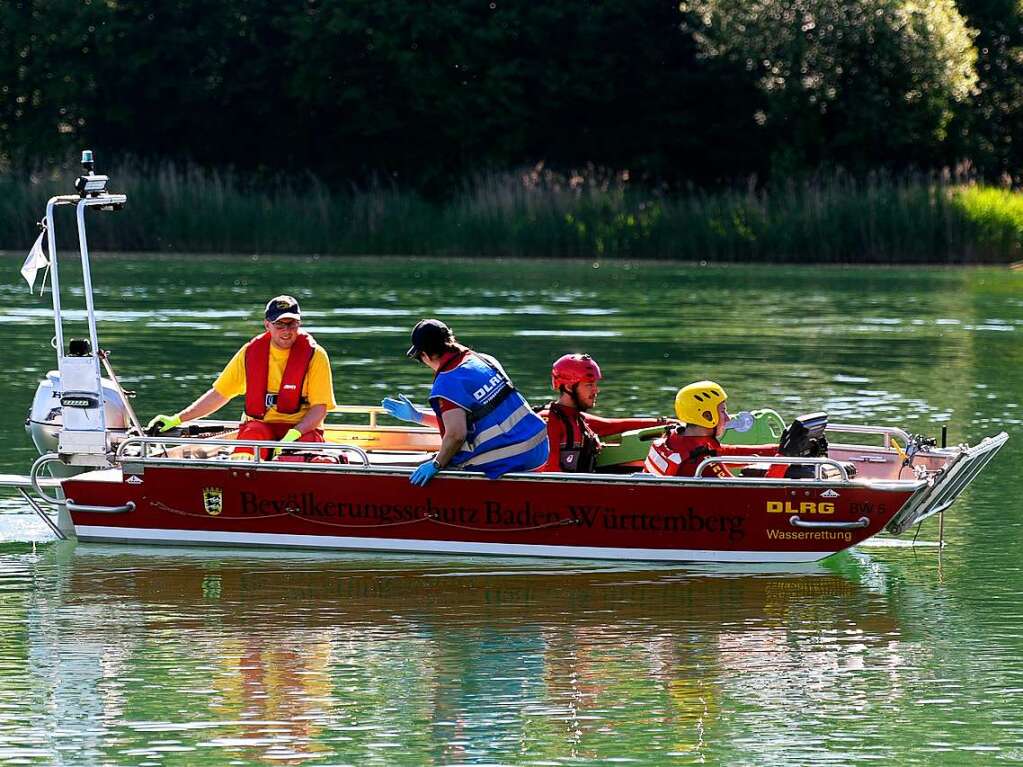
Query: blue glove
410 458 441 486
382 394 424 424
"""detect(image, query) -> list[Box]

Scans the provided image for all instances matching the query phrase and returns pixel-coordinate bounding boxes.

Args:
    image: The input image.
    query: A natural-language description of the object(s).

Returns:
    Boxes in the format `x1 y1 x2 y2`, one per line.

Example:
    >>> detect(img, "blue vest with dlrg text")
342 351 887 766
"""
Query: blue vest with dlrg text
430 352 549 478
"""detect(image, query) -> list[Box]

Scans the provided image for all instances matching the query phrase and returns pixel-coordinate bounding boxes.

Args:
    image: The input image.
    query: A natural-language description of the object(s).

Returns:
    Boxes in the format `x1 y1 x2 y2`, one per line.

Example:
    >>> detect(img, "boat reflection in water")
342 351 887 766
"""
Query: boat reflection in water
28 544 912 763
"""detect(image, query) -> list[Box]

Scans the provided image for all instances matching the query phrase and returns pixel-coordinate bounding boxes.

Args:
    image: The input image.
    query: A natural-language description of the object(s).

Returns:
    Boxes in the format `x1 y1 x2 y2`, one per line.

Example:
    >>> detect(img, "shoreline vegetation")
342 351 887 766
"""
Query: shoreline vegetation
3 163 1022 264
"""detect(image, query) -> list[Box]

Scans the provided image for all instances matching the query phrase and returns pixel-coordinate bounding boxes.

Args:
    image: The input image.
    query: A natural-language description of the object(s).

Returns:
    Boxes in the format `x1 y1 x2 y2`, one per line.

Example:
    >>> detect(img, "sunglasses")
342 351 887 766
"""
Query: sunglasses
270 320 300 330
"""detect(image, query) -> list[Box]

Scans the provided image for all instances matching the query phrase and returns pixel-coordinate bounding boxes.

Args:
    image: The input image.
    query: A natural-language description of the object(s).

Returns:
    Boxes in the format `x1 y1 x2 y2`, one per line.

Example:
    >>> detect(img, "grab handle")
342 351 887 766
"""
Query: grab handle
789 515 869 530
693 455 852 481
30 454 65 506
65 499 136 515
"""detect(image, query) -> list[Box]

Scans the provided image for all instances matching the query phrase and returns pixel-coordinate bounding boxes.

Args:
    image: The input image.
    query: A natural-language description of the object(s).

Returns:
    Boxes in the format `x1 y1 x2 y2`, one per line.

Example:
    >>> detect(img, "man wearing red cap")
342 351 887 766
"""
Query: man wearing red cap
147 295 337 459
539 354 671 472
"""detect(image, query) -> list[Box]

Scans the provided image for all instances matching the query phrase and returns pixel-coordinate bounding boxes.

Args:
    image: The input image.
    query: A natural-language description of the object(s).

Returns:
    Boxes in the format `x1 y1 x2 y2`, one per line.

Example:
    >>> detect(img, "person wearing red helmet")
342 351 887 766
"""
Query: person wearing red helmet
539 353 671 473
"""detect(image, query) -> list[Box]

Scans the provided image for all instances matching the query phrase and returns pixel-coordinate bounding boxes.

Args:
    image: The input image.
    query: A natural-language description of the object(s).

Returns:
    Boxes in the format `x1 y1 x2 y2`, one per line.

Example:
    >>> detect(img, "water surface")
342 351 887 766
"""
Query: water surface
0 255 1021 765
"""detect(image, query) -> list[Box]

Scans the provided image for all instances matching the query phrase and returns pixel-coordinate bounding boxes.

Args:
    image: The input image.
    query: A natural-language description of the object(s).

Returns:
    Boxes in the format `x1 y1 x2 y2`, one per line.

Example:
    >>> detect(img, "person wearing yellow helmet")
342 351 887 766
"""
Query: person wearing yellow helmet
645 380 779 478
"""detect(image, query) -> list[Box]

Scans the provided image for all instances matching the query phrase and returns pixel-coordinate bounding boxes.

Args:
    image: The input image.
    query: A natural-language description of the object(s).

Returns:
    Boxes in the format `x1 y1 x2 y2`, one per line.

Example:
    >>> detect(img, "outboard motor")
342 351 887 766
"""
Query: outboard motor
26 369 132 465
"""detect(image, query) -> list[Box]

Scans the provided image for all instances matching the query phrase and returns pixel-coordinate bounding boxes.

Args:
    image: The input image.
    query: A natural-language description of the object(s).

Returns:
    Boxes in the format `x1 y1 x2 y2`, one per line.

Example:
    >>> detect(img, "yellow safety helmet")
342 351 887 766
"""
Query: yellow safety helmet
674 380 728 427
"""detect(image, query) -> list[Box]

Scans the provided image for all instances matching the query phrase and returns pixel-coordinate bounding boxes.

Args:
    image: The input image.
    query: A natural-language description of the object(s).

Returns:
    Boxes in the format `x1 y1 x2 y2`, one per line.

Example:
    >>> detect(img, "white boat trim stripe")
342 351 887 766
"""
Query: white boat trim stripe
73 525 829 563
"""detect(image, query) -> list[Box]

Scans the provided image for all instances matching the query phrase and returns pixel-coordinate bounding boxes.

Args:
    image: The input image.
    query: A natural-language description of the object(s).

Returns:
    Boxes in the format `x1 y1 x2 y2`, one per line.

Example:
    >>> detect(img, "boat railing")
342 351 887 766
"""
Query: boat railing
162 412 431 434
116 436 371 466
826 423 913 449
181 415 925 455
335 412 916 446
693 455 855 482
107 422 983 495
38 433 936 501
114 435 904 486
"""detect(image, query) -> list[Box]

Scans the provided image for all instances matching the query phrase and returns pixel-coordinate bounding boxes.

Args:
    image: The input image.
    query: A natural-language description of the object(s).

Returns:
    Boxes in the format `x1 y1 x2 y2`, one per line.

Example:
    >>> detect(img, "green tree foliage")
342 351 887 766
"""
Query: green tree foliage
954 0 1023 179
679 0 979 174
0 0 294 170
0 0 996 188
274 0 767 188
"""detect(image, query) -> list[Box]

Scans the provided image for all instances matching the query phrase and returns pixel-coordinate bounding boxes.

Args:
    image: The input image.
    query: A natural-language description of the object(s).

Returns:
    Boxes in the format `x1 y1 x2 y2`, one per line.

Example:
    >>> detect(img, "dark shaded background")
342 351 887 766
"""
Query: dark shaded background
1 0 1020 192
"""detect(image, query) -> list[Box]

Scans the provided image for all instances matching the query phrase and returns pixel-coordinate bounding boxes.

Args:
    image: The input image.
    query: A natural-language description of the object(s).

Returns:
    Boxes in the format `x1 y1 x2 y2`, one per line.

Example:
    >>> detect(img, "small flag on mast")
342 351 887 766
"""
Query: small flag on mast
21 225 49 293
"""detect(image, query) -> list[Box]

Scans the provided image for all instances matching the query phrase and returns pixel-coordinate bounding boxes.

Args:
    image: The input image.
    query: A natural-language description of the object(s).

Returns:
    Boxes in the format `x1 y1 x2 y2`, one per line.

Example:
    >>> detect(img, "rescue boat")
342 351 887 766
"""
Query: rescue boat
14 153 1009 564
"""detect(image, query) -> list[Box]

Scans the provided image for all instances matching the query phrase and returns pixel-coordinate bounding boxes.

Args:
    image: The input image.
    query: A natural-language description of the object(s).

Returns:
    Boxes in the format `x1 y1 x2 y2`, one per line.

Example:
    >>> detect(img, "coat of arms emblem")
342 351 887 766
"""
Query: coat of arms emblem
202 486 224 516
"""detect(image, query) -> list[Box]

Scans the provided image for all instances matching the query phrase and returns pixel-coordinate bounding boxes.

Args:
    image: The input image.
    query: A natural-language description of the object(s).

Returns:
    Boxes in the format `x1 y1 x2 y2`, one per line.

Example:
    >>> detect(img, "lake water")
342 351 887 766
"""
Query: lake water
1 254 1021 765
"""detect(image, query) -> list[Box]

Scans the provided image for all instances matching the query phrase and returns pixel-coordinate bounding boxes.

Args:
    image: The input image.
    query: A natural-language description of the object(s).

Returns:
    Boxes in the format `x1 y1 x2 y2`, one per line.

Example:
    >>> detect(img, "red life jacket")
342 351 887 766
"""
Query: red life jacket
645 428 780 478
645 431 731 478
243 332 316 419
547 402 601 472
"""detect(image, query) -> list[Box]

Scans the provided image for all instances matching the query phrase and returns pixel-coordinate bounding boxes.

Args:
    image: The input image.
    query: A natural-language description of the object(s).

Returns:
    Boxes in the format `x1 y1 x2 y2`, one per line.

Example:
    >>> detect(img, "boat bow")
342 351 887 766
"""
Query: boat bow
885 431 1009 534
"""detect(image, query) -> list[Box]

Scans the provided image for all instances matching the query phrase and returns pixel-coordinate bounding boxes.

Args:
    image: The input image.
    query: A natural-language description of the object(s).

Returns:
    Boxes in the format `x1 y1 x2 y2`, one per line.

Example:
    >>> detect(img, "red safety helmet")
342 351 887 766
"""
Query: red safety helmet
551 354 602 390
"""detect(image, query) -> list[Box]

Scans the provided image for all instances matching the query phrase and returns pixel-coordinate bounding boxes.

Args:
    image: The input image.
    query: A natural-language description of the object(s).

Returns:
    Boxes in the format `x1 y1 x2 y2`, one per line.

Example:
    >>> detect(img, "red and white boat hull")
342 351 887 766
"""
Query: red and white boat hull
62 464 921 563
